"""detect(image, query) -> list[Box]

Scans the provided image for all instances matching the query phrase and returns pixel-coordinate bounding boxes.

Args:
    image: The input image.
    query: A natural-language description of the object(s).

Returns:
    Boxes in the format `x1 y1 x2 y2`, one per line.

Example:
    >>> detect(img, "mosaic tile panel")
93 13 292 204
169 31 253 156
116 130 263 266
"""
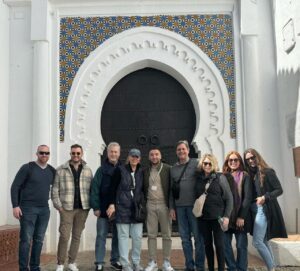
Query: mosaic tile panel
60 14 235 140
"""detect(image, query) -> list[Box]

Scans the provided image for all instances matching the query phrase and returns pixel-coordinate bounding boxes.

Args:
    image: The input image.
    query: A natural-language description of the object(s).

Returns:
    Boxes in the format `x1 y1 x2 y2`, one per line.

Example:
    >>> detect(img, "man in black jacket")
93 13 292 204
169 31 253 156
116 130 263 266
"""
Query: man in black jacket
11 145 55 271
90 142 122 271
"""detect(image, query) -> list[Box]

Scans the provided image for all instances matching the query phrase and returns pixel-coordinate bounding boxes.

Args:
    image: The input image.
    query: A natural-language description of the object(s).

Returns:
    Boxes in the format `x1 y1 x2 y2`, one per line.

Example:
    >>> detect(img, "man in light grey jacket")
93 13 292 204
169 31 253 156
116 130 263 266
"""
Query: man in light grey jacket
52 144 93 271
169 140 205 271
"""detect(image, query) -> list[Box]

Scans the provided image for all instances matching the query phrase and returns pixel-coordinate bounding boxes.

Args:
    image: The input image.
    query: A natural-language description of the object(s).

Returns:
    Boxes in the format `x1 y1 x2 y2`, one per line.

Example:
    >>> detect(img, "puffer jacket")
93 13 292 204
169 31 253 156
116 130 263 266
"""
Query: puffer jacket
114 164 144 223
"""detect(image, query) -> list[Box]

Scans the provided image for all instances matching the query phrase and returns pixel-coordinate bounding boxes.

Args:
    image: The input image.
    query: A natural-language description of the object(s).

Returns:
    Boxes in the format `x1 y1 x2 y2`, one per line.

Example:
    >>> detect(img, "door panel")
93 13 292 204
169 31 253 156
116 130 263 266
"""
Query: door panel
101 68 197 166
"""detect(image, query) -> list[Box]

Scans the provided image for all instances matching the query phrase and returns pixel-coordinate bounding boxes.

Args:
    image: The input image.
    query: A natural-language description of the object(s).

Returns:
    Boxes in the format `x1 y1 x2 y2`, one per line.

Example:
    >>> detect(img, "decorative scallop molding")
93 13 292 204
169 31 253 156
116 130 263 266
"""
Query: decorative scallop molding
64 26 235 171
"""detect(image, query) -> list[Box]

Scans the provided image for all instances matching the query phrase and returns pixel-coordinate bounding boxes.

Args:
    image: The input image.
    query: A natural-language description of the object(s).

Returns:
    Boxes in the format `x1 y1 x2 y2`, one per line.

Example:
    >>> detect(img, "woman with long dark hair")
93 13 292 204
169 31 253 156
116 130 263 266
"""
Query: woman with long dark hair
243 148 287 271
222 151 252 271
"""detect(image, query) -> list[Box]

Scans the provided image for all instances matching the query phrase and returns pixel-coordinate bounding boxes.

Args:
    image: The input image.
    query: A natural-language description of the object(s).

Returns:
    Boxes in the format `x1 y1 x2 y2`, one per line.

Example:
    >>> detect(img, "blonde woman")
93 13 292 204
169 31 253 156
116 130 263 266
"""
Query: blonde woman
195 154 233 271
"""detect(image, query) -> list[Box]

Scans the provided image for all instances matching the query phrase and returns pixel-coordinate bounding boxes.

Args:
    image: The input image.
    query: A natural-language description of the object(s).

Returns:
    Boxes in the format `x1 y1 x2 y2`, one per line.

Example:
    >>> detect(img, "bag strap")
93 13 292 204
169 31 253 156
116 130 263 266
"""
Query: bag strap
175 160 190 184
203 173 217 194
204 182 211 194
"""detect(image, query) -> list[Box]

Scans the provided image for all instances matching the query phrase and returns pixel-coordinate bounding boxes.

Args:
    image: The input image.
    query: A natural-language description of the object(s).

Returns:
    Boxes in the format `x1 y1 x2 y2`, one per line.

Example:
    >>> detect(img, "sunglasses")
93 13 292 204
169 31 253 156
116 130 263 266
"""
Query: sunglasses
246 155 256 162
71 152 81 156
228 158 239 163
203 162 212 167
38 151 50 155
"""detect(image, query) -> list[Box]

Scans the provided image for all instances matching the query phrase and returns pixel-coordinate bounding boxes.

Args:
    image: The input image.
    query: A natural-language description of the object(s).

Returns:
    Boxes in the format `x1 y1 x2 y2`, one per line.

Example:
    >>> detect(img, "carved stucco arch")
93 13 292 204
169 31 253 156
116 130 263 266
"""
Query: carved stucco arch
64 26 235 170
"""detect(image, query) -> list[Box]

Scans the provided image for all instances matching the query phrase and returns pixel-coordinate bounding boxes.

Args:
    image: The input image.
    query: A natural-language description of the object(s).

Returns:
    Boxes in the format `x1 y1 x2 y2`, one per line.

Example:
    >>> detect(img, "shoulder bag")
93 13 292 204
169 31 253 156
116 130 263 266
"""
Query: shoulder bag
172 160 190 200
192 177 212 217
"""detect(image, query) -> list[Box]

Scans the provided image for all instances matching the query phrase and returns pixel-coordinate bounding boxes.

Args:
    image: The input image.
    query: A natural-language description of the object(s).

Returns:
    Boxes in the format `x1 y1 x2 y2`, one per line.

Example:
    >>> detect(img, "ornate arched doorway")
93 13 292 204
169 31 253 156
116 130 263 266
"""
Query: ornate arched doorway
101 68 197 165
63 26 235 176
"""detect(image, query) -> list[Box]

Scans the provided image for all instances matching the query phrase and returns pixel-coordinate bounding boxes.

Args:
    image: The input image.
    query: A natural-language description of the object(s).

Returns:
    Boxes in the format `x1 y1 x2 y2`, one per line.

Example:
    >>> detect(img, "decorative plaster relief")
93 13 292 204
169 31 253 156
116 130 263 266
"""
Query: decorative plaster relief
64 27 235 171
283 18 296 54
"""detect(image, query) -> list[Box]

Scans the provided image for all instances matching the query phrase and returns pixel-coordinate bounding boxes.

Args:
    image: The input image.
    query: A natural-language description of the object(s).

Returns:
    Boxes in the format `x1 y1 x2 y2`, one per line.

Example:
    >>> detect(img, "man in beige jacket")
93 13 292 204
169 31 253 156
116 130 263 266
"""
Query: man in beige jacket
52 144 93 271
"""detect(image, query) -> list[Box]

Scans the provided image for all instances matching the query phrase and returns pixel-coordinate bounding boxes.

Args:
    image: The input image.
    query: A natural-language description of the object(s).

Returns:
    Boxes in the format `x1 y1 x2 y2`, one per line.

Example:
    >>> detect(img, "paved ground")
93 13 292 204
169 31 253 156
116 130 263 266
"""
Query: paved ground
2 250 300 271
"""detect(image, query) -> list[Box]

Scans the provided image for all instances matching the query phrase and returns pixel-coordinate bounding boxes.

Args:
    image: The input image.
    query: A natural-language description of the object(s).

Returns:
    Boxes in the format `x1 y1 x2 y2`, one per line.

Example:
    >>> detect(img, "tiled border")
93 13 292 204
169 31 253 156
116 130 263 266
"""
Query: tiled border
60 14 235 140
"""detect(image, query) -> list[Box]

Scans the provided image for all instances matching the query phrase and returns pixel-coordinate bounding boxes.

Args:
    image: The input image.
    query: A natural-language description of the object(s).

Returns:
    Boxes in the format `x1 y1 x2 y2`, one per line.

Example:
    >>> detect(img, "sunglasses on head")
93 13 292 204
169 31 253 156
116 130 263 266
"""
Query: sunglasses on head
38 151 50 155
203 162 212 167
228 158 239 163
71 152 81 156
246 155 256 162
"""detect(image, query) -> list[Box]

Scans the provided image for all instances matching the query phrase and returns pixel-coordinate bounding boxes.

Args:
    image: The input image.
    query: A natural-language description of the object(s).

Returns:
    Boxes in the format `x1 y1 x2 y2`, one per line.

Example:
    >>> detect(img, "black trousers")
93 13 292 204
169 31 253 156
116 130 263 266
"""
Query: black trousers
198 219 225 271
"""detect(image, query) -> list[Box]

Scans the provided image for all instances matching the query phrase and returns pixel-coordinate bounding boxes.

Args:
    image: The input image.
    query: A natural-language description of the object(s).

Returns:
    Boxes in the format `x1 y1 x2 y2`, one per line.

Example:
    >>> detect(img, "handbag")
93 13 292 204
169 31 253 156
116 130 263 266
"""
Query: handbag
134 196 147 222
172 160 190 200
192 179 212 217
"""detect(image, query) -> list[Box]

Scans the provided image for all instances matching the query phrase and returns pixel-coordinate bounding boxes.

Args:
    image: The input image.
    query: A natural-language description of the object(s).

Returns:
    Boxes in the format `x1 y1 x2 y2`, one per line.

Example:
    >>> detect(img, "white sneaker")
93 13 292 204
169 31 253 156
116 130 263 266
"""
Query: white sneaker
145 261 158 271
133 264 144 271
123 266 133 271
162 261 174 271
68 263 79 271
56 265 64 271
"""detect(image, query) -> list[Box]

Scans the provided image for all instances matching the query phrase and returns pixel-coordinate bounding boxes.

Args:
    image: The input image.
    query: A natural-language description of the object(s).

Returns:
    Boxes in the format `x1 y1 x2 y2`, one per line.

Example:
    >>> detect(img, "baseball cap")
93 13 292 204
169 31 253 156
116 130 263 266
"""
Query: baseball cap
128 148 141 157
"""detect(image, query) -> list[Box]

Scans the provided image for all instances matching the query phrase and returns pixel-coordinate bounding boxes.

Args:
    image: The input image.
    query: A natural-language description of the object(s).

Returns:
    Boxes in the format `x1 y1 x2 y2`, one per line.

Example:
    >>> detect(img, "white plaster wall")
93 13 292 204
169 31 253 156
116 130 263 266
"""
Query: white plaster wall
241 0 288 214
276 71 300 232
253 0 281 171
274 0 300 72
7 5 34 225
240 0 282 168
0 1 10 227
273 0 300 232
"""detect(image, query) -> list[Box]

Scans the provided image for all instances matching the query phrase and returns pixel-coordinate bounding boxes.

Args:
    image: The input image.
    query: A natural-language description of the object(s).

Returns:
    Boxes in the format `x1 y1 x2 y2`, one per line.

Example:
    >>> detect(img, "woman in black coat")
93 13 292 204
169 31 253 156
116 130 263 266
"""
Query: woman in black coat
243 148 287 271
222 151 252 271
195 154 233 271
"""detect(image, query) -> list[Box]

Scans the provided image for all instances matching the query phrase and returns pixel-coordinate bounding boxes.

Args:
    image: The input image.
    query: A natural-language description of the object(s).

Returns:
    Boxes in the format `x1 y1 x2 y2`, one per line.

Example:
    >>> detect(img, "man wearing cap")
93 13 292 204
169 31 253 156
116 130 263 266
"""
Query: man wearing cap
90 142 122 271
144 148 174 271
107 148 145 271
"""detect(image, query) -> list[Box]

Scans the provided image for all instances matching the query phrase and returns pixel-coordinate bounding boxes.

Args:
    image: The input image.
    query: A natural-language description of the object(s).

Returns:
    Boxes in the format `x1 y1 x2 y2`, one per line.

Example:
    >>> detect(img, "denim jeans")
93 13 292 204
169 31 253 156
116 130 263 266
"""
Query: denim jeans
176 206 205 270
251 204 275 270
198 219 224 271
95 217 119 265
116 223 143 268
19 206 50 271
224 230 248 271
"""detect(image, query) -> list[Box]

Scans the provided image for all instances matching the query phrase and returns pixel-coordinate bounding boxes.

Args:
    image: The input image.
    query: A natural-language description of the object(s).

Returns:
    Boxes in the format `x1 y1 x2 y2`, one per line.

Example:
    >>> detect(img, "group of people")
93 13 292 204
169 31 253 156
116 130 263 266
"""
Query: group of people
11 140 287 271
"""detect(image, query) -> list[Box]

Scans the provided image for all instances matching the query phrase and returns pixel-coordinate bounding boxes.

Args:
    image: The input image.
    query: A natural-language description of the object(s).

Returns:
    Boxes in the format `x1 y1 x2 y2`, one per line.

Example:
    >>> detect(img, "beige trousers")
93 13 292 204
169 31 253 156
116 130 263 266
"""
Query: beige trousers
57 209 89 264
146 201 172 261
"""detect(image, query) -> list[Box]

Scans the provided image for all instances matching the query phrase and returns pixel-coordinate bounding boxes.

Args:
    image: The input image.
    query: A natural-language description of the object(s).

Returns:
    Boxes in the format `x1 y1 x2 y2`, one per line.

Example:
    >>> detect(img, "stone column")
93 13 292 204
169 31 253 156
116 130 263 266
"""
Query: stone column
240 0 262 150
31 0 51 152
32 41 50 150
31 0 53 252
0 1 10 226
241 35 262 149
296 80 300 185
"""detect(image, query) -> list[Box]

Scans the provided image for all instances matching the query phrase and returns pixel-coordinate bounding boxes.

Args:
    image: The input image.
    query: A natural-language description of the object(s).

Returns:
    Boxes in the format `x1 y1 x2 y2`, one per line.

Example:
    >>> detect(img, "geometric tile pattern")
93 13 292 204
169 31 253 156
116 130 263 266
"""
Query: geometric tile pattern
60 14 235 140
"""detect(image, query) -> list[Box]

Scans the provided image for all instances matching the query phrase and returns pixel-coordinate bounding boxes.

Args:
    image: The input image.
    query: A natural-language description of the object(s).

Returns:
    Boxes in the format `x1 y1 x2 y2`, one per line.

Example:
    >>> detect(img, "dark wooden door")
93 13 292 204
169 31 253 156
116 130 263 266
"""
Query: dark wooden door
101 68 197 166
